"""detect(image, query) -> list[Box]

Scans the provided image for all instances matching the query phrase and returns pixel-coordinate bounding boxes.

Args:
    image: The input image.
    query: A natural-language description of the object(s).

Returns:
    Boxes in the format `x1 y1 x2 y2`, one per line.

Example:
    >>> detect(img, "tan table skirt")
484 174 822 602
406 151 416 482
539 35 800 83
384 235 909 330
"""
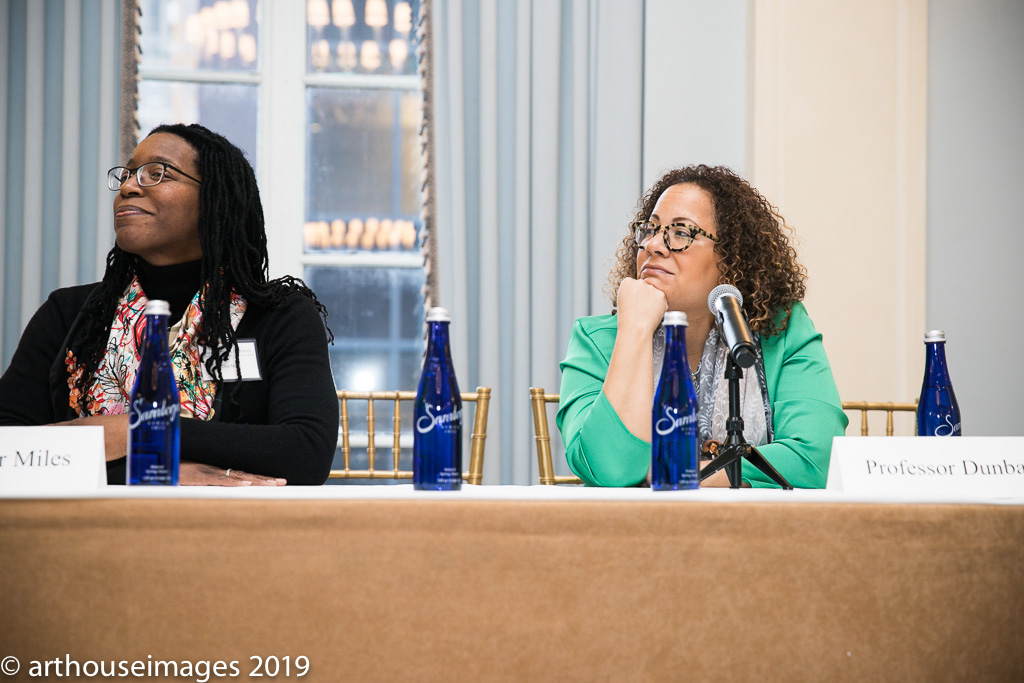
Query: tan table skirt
1 498 1022 682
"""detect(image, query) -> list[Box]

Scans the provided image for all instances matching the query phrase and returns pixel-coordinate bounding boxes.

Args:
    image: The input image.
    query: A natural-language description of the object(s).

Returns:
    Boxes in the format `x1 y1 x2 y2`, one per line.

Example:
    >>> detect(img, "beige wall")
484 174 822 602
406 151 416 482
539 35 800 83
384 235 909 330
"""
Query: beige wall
642 0 748 182
750 0 928 433
927 0 1024 437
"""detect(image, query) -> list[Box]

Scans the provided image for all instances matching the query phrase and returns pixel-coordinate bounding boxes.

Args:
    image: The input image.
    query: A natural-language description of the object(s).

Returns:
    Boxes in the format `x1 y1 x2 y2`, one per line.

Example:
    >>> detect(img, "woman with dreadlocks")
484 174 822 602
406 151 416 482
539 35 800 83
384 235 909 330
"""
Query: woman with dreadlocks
0 124 338 485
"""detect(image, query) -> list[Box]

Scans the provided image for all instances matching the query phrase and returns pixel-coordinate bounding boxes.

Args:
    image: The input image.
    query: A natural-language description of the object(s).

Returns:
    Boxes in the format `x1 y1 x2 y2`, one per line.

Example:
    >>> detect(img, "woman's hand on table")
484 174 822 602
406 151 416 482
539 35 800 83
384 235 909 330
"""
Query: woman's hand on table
54 414 128 461
53 416 286 486
179 462 287 486
698 466 734 487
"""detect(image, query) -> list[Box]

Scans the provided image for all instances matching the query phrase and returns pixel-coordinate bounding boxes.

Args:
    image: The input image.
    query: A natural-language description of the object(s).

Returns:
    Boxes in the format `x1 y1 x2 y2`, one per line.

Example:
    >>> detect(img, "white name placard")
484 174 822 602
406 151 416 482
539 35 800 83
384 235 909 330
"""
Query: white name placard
827 436 1024 498
0 426 106 493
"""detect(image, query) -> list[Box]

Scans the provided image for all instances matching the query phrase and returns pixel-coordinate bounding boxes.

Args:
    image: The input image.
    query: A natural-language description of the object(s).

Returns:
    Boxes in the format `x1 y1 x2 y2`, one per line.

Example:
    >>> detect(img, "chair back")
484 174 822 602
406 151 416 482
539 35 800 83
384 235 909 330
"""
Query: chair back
330 387 490 484
530 388 583 485
841 401 917 436
530 393 916 477
530 396 916 479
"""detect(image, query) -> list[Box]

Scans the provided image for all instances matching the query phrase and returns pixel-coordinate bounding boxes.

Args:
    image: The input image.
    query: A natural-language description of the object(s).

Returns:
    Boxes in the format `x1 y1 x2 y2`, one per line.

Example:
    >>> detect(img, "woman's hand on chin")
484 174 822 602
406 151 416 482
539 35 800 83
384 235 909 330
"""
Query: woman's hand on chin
617 277 668 336
179 462 287 486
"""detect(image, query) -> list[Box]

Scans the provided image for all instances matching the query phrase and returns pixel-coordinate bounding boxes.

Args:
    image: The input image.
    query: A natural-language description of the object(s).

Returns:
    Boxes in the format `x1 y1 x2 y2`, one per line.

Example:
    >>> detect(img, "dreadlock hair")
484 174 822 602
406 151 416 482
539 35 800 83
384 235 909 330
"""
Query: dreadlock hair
69 123 331 409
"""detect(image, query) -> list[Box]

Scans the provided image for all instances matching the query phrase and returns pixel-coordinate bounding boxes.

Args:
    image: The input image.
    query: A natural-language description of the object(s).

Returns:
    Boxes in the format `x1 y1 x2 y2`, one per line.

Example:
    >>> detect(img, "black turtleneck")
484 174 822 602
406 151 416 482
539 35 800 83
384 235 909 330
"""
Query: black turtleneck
133 259 203 325
0 272 339 484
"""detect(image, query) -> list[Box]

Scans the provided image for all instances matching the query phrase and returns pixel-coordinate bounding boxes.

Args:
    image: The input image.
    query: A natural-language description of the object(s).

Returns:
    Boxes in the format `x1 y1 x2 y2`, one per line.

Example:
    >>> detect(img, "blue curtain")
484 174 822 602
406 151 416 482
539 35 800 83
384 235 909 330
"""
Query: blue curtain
1 0 123 368
431 0 644 483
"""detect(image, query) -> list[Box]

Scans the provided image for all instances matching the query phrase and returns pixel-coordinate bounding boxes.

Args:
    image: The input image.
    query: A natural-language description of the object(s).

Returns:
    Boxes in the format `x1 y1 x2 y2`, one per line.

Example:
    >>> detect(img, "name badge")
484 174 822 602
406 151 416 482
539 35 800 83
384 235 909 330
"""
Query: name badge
826 436 1024 498
201 339 262 382
0 426 106 493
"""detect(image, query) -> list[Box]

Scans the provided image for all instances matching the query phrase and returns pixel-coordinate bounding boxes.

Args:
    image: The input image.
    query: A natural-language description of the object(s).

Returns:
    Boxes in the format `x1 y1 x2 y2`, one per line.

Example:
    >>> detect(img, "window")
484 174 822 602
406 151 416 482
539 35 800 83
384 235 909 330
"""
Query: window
302 0 424 396
137 0 427 476
137 0 260 162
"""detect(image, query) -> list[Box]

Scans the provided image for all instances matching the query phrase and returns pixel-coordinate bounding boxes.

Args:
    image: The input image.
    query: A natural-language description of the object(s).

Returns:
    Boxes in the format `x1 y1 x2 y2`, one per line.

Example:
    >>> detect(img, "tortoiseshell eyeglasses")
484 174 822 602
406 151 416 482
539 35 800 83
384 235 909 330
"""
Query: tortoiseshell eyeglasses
630 221 718 252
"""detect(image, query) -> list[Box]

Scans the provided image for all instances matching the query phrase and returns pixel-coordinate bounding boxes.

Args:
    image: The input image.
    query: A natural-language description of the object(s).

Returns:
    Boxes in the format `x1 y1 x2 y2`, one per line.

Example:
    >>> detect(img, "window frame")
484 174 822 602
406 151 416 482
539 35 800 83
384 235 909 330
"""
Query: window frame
261 3 424 281
134 3 426 281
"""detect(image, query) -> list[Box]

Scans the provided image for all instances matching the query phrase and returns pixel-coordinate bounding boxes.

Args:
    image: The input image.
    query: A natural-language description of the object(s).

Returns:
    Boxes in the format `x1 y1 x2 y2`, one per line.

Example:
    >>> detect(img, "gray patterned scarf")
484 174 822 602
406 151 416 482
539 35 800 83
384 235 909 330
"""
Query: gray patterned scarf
654 325 773 449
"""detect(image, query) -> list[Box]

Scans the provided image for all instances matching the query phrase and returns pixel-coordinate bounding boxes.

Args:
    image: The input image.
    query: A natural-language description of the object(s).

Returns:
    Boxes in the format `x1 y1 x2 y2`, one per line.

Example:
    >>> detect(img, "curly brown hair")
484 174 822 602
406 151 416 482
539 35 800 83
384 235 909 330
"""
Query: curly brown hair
608 164 806 336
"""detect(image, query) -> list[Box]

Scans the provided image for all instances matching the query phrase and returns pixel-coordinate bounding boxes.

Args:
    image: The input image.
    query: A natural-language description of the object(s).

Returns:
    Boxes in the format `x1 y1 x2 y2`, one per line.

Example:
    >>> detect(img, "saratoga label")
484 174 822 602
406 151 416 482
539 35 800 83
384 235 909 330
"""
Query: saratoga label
416 404 462 434
129 401 181 430
654 406 697 436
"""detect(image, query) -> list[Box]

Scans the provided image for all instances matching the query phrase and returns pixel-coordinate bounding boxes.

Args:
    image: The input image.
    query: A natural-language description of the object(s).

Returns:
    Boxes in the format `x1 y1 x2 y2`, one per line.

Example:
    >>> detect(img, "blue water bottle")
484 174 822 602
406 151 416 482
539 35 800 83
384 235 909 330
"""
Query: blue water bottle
651 311 699 490
128 299 180 485
413 307 463 490
916 330 962 437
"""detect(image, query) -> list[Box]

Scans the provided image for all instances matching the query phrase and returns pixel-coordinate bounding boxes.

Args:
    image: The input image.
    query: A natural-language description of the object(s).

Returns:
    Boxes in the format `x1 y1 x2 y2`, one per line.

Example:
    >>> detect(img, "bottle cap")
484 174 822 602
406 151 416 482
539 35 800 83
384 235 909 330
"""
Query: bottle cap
426 307 451 322
924 330 946 343
144 299 171 317
662 311 688 326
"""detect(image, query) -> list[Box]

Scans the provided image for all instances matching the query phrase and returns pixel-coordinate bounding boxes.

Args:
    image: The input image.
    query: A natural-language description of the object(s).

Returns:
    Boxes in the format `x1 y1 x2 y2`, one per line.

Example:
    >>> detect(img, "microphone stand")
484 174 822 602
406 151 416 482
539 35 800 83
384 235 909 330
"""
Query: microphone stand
699 355 793 490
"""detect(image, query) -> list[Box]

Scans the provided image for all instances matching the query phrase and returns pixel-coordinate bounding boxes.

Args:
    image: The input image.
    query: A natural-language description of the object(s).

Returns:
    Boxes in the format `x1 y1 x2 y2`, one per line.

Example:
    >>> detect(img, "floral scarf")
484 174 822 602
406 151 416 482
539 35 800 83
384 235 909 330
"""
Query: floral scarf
66 277 247 420
652 324 773 449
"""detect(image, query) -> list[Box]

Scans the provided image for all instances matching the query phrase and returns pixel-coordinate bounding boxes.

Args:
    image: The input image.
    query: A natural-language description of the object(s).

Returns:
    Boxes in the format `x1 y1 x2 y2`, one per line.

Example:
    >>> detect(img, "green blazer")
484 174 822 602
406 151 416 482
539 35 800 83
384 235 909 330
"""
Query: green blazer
556 302 848 488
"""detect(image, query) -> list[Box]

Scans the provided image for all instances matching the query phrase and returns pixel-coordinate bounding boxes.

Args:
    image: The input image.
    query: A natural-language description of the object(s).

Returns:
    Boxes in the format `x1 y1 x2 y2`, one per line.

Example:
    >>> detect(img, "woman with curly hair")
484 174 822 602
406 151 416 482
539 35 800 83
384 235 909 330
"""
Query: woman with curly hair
0 124 338 485
557 165 846 487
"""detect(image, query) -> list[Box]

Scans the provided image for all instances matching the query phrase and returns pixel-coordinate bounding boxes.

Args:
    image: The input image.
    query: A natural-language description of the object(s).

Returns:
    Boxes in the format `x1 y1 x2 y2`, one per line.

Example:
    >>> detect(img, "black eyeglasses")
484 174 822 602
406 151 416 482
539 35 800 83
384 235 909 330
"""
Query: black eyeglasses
630 221 719 252
107 162 202 191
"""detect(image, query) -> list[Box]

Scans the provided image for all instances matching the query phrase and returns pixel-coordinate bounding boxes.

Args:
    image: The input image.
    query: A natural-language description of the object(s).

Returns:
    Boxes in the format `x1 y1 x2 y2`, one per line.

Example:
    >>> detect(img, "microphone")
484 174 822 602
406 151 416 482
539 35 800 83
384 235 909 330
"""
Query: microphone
707 284 756 368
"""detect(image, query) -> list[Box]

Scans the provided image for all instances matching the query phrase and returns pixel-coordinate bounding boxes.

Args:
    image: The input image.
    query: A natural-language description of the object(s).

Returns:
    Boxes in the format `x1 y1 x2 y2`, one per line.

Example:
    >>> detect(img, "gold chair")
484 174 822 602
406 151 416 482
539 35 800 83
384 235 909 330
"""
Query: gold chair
841 401 918 436
530 391 916 480
329 387 490 484
530 388 583 485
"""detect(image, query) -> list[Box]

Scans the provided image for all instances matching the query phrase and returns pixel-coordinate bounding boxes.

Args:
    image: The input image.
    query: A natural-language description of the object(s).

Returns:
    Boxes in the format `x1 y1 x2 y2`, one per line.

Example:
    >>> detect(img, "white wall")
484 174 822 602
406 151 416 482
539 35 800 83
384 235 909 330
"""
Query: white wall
643 0 749 185
645 0 929 436
643 0 1024 437
927 0 1024 435
749 0 928 432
